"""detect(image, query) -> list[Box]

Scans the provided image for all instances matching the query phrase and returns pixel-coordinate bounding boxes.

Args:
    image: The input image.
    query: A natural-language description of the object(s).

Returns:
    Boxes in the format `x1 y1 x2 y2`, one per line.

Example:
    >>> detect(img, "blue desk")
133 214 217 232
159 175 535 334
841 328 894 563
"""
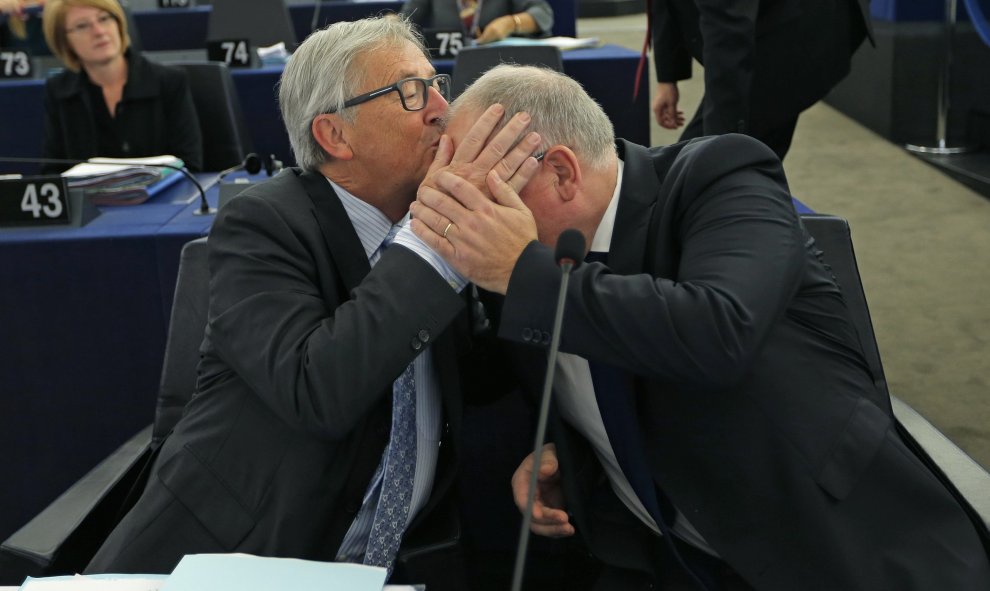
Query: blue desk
0 45 649 174
0 175 219 541
130 0 576 51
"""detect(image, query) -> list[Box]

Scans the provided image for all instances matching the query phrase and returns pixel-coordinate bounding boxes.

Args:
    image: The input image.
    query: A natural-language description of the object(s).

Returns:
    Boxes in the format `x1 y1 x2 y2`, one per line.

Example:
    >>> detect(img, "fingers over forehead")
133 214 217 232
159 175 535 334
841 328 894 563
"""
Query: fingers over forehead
450 104 505 164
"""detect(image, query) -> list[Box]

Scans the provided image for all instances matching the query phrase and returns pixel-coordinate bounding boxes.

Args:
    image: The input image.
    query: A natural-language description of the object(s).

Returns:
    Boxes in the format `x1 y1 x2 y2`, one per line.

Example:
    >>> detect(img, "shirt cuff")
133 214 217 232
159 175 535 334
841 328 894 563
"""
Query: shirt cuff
393 225 468 292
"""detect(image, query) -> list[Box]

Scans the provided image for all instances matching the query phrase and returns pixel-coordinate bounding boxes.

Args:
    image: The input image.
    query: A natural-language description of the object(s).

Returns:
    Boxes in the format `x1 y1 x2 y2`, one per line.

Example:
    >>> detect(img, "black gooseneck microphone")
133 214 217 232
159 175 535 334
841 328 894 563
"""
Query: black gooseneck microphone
0 156 212 215
217 152 262 181
509 228 586 591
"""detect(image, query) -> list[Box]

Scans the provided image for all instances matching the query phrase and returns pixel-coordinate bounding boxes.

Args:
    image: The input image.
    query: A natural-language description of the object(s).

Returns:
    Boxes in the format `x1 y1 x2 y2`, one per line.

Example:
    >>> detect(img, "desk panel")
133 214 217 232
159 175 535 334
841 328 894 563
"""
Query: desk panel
0 176 215 541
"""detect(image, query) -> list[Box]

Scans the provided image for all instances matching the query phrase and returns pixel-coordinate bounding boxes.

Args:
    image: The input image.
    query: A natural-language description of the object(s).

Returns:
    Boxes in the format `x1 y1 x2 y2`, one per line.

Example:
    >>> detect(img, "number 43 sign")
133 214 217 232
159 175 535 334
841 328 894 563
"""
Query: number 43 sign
0 177 71 226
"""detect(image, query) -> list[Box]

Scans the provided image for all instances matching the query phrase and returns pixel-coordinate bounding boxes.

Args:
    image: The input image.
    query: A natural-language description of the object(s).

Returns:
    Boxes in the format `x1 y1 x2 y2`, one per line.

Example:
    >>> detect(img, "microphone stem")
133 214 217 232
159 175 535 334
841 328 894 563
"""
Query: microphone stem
510 260 574 591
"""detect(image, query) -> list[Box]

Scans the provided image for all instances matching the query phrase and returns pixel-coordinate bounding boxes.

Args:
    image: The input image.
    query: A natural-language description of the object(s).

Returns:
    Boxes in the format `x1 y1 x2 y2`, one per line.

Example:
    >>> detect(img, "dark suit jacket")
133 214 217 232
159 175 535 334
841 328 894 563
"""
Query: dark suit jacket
651 0 872 136
42 50 202 173
87 169 476 589
500 136 990 590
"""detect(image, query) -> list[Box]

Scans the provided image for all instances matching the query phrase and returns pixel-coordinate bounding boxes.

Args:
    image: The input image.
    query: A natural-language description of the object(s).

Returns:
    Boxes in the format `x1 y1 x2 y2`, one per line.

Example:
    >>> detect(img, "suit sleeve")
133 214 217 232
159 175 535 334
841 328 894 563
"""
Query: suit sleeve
162 68 203 172
206 193 466 440
651 0 692 82
695 0 759 135
500 135 803 391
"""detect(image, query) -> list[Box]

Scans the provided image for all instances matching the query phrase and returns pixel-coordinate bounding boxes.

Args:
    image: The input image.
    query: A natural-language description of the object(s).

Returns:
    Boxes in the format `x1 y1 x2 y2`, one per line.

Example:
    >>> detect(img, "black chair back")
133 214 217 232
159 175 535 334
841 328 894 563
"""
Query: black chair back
451 45 563 98
206 0 297 50
153 237 211 442
800 214 990 549
800 214 892 414
173 62 252 172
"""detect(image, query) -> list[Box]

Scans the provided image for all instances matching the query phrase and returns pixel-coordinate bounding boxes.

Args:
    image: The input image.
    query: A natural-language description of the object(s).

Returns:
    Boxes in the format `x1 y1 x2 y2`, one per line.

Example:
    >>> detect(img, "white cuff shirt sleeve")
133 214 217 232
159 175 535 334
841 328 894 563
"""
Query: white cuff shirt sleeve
393 225 468 293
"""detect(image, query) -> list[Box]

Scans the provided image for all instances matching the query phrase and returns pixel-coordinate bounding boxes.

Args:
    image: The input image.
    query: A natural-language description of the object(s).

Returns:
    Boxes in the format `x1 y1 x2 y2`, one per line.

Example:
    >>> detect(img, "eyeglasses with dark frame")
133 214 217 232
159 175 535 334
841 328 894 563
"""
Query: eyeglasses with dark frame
324 74 451 114
65 13 116 36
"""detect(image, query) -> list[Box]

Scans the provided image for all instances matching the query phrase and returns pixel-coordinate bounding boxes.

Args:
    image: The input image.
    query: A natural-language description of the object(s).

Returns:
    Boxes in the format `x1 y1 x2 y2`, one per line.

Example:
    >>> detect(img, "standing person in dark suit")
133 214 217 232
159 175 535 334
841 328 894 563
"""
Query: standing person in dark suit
651 0 872 159
85 18 541 589
411 64 990 590
40 0 202 172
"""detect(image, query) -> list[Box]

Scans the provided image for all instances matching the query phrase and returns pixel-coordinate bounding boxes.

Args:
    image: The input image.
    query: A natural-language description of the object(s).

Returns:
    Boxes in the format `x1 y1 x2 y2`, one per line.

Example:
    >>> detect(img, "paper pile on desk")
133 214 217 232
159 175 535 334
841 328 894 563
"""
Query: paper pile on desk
62 155 185 205
161 553 388 590
18 573 166 590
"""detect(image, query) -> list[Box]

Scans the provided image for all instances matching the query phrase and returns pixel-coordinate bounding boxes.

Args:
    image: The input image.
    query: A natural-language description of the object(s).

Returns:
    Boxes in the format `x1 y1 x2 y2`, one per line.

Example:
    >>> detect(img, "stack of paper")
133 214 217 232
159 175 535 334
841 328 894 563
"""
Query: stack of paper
18 573 166 590
491 36 601 50
62 156 185 206
13 554 420 590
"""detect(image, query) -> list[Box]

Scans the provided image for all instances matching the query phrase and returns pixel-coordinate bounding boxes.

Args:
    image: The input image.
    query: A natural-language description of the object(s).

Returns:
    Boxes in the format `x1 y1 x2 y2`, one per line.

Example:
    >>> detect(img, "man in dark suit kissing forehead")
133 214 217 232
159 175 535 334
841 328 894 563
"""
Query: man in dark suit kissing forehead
411 64 990 590
85 17 540 589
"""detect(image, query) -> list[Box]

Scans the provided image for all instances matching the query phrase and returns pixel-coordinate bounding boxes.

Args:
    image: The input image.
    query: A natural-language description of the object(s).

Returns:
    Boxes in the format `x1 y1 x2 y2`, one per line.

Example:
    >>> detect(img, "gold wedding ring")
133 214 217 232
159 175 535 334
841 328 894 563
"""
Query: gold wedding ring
442 221 454 239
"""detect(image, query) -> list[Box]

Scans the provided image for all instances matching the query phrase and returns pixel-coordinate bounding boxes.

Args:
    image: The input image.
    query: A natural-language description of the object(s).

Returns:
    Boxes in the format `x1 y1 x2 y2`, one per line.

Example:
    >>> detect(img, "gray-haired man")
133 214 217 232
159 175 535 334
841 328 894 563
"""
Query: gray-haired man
85 18 538 589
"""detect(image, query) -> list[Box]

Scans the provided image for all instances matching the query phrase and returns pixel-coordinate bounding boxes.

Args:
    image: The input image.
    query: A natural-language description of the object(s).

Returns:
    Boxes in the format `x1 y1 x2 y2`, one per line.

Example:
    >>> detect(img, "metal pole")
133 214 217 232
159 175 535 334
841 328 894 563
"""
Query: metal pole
906 0 974 154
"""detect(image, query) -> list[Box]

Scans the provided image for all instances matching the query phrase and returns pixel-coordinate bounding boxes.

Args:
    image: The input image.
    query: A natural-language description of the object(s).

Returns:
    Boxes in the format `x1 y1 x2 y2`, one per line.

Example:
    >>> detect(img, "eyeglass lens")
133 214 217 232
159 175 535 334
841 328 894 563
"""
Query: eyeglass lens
67 13 115 35
398 76 451 111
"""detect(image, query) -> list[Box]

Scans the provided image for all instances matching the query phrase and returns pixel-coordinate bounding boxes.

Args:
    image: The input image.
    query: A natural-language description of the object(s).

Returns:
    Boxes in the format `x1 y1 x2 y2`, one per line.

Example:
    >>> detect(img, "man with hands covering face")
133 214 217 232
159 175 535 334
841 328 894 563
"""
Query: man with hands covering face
411 64 990 591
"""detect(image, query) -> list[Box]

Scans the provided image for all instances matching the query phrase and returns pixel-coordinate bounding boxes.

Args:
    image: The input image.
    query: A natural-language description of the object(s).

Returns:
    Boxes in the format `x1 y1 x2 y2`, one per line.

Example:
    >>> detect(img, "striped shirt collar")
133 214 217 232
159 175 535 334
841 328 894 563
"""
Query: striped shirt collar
326 178 396 262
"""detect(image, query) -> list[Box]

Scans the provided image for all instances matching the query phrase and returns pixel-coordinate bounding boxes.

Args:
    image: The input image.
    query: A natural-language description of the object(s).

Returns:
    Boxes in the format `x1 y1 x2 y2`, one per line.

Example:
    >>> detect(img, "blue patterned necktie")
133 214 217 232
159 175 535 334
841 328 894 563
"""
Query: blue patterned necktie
364 362 417 572
585 251 672 528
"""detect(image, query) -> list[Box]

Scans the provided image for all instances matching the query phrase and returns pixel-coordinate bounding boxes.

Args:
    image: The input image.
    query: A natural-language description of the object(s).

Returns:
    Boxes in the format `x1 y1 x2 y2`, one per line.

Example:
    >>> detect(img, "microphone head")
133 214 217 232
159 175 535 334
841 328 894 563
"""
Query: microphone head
555 228 586 268
243 153 262 175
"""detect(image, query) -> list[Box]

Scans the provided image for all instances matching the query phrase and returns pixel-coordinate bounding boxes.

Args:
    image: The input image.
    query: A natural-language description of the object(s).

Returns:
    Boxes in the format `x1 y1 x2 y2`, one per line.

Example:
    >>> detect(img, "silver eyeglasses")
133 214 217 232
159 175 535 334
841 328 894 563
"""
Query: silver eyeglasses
325 74 451 114
65 13 116 36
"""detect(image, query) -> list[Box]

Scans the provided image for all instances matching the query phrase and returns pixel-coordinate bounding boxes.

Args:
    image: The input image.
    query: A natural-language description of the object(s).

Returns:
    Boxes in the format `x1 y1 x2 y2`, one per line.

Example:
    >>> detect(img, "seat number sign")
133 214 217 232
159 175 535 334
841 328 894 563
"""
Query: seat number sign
207 39 251 68
0 176 71 226
425 30 465 58
0 49 32 79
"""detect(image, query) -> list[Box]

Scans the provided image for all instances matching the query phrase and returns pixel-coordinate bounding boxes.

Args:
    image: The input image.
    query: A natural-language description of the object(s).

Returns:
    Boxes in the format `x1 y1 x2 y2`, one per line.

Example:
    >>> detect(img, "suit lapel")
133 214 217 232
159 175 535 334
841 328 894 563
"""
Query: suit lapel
297 170 371 294
609 140 661 275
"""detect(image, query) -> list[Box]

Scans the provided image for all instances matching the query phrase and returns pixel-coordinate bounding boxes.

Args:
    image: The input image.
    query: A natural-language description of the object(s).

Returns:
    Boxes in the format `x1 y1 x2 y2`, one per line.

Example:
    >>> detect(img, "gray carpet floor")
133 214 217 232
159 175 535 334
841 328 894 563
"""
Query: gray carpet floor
580 14 990 469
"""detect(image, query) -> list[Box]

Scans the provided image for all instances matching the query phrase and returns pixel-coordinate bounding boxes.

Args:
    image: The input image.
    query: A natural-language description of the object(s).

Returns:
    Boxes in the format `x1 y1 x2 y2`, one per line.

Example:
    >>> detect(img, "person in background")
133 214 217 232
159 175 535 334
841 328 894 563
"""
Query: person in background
0 0 48 54
650 0 871 160
411 64 990 590
40 0 201 172
401 0 553 44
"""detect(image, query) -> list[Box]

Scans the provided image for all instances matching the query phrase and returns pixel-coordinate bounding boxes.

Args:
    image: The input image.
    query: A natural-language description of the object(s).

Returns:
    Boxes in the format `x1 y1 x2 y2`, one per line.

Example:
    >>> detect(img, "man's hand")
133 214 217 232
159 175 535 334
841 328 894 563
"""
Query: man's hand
511 444 574 538
424 103 542 197
653 82 685 129
412 168 536 293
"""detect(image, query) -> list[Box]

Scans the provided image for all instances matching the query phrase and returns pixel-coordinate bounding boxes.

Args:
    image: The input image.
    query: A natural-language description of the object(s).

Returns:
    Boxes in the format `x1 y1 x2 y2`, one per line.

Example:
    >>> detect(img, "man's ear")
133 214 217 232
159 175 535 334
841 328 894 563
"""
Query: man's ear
312 114 354 161
542 146 582 202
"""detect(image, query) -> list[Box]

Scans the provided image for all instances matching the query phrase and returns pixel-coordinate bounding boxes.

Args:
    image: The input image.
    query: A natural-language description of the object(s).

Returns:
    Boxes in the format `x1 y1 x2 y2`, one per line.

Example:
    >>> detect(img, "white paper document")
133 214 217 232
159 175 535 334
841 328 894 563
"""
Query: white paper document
161 553 387 591
19 573 166 590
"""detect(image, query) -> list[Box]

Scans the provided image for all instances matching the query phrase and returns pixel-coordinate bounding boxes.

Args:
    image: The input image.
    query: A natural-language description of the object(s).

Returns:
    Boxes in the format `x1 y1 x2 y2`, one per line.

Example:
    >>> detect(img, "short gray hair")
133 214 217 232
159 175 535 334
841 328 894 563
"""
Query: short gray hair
278 16 428 171
450 65 616 170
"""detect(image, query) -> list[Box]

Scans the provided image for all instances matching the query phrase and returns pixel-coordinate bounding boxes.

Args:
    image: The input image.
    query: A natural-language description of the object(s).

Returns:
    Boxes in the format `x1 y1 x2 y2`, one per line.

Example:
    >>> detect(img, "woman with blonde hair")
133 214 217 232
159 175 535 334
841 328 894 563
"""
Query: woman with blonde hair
40 0 201 172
